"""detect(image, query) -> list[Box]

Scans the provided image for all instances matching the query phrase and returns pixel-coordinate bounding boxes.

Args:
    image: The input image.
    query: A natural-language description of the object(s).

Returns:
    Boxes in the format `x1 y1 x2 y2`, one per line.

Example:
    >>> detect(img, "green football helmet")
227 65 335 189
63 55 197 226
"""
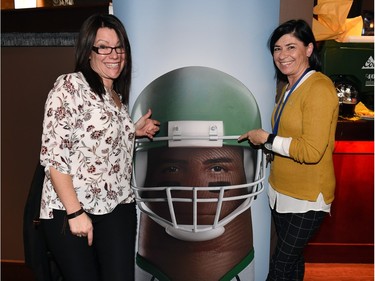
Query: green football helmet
131 66 265 241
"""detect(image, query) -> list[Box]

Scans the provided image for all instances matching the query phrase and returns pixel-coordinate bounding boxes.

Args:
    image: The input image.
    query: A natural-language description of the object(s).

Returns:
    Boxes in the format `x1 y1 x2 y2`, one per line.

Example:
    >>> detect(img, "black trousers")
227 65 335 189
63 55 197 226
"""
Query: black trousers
266 209 326 281
41 203 137 281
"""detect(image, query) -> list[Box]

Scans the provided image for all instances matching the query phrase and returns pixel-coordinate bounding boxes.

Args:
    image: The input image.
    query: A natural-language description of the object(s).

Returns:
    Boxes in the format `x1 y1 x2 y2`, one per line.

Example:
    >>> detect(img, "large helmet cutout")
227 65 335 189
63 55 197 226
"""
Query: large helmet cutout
131 66 265 241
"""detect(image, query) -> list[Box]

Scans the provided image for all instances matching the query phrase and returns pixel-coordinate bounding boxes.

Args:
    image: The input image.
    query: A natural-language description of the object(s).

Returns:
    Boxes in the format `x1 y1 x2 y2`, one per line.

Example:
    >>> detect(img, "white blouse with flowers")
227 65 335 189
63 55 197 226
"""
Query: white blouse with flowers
39 72 135 219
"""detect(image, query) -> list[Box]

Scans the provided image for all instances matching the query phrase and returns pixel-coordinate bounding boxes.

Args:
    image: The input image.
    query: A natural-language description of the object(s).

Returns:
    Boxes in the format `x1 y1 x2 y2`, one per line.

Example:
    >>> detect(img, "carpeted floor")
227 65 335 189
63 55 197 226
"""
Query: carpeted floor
304 263 374 281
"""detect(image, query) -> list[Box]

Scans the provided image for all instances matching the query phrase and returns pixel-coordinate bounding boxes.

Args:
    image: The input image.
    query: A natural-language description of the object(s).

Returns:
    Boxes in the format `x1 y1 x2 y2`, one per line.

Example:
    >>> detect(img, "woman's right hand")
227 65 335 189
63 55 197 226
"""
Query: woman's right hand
49 167 94 246
68 212 94 246
238 128 269 146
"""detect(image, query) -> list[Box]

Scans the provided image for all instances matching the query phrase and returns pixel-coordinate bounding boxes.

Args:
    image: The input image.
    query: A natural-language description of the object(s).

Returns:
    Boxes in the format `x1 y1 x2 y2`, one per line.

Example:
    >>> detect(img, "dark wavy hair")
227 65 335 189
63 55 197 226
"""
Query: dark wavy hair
75 13 132 105
268 19 321 83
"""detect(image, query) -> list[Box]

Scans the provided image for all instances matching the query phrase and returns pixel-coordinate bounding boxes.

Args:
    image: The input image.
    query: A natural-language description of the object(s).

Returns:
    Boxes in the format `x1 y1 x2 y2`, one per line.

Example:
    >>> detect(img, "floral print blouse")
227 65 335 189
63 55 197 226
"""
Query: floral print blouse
40 72 135 219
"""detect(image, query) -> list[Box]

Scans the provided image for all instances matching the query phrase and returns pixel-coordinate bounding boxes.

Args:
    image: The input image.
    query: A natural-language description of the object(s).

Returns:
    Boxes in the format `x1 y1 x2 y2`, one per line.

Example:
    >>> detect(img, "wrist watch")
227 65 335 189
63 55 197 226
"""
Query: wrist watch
263 134 275 151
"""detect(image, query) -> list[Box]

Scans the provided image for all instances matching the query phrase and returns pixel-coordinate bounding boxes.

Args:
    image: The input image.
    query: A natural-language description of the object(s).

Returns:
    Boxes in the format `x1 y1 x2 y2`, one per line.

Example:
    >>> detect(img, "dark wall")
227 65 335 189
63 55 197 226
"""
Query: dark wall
1 46 75 260
1 2 109 263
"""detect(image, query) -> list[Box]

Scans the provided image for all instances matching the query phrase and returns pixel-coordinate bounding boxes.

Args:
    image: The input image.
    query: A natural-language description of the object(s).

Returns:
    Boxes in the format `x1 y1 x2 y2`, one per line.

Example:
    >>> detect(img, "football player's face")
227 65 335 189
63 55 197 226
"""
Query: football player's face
144 146 247 223
146 146 245 187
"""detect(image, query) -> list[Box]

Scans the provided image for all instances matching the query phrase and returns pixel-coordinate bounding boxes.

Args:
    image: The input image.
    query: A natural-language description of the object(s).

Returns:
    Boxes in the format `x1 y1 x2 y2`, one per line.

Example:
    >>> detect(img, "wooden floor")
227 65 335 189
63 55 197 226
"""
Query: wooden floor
1 261 374 280
304 263 374 281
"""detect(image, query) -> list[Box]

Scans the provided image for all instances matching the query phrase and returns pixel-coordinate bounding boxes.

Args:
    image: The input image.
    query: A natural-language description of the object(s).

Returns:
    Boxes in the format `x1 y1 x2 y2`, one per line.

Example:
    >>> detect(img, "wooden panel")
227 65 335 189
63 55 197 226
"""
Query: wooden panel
1 47 75 261
305 141 374 263
336 119 374 141
1 261 36 281
279 0 314 25
304 263 374 280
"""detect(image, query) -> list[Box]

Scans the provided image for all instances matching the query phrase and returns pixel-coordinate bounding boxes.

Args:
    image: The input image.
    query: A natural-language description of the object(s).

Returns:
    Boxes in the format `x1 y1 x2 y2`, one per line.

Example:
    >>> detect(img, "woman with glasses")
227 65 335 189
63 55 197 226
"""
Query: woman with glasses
39 13 159 281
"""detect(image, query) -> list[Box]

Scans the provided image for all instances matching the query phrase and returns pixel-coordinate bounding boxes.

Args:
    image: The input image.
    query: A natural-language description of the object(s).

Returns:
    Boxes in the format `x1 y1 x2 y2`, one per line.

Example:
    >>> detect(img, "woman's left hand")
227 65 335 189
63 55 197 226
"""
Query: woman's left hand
135 109 160 139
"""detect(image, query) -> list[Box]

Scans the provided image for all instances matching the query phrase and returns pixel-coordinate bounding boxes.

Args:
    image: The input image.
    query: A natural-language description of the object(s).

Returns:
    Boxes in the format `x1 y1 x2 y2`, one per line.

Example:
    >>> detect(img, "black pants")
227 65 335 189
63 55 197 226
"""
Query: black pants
266 209 326 281
41 203 137 281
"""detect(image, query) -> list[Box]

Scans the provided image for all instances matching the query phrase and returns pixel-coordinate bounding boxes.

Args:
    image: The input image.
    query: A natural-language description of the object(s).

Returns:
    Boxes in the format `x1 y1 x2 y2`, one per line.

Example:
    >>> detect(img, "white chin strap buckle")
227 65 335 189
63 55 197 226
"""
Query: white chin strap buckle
165 225 225 241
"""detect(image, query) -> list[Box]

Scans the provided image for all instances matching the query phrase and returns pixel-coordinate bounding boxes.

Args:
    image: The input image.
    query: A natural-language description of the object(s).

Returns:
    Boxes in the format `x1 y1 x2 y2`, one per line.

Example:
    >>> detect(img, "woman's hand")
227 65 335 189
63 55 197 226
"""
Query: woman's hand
135 109 160 139
68 212 94 246
49 167 93 246
238 129 270 146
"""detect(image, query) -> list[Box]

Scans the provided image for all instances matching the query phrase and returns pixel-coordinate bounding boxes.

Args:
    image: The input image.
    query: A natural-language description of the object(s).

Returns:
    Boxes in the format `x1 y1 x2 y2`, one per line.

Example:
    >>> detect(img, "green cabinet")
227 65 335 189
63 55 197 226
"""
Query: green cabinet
320 40 374 110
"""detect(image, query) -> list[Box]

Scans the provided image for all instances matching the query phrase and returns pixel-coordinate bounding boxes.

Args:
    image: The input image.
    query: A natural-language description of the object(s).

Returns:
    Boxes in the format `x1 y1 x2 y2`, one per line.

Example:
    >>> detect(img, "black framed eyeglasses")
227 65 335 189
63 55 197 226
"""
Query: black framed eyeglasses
92 46 126 55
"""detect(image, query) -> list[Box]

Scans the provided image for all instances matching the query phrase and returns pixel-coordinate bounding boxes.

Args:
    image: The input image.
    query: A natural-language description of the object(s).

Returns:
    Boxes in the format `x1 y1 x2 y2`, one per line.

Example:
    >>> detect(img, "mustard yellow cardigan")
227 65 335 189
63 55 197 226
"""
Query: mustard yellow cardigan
269 72 339 204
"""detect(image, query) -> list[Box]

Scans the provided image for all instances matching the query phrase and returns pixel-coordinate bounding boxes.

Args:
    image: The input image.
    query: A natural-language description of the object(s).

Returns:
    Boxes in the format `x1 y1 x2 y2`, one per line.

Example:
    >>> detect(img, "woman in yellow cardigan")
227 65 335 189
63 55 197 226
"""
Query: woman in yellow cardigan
239 19 338 281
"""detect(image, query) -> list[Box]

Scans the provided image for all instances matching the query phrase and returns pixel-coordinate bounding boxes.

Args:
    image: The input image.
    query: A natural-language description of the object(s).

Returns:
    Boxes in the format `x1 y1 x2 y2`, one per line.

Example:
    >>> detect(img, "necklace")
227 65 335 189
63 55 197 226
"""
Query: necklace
112 89 122 102
106 87 122 110
105 87 122 102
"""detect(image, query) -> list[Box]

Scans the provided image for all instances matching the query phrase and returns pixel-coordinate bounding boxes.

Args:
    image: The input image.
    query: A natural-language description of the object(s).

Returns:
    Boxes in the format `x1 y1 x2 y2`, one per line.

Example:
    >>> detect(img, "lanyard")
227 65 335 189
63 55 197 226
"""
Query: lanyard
273 68 311 135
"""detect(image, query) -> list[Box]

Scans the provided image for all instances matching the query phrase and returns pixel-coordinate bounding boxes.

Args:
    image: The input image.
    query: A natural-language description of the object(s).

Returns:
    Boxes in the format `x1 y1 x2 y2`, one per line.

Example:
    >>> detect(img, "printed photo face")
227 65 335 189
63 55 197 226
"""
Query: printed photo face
143 146 249 225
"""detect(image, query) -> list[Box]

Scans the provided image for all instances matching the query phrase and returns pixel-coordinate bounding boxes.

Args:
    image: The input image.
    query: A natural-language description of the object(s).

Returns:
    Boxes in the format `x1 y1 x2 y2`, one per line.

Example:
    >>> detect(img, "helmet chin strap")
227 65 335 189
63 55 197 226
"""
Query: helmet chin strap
165 225 225 242
164 195 257 241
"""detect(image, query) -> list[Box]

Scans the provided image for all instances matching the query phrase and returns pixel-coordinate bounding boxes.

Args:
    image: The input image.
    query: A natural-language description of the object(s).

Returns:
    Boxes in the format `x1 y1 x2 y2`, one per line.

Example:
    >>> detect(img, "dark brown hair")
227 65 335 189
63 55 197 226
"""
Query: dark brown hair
268 19 321 82
75 13 132 104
